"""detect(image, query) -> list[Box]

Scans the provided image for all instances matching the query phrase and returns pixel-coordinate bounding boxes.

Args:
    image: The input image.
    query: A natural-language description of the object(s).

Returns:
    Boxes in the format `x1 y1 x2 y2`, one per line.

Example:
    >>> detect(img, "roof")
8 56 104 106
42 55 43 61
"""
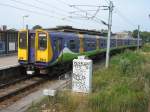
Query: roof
44 26 107 36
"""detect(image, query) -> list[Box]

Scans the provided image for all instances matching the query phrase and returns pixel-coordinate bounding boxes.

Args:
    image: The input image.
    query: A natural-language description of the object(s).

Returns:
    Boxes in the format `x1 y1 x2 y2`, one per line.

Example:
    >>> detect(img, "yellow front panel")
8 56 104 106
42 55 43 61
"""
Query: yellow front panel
96 36 100 49
78 34 84 53
18 30 28 61
18 49 28 61
35 30 53 63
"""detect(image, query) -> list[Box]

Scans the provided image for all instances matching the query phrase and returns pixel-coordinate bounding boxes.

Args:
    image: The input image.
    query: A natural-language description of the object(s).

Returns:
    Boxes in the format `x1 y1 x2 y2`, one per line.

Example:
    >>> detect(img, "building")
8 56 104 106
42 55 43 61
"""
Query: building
114 32 132 38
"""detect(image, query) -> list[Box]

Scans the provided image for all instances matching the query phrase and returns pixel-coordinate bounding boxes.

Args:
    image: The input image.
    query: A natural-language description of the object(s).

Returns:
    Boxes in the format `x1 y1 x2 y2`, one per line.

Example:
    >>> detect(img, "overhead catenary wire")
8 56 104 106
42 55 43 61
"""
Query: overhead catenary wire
72 6 107 25
103 0 136 29
33 0 92 25
55 0 69 6
104 0 110 5
0 2 53 17
9 0 103 28
69 5 101 7
0 2 75 23
7 0 84 24
70 10 98 14
103 0 137 30
34 0 70 15
50 0 138 32
91 6 101 19
2 0 116 30
9 0 67 18
56 0 105 25
114 7 136 28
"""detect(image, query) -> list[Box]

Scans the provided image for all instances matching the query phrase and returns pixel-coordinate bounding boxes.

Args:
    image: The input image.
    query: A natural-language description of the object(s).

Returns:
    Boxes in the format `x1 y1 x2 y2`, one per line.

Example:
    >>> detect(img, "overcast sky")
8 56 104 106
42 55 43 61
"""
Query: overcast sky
0 0 149 32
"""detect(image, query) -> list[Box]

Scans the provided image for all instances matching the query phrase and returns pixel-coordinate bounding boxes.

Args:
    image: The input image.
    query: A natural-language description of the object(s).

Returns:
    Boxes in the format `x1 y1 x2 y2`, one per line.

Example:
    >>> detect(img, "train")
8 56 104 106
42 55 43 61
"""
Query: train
18 28 142 75
0 30 18 56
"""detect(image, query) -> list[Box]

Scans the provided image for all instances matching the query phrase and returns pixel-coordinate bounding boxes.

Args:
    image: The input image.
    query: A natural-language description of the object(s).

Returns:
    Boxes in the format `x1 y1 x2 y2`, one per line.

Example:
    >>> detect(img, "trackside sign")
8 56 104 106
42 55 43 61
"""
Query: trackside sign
43 89 56 96
72 56 92 93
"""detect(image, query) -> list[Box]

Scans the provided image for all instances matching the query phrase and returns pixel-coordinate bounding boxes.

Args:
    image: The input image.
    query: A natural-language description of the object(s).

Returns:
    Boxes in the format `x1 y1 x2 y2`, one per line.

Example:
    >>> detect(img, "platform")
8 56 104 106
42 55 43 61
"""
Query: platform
0 55 19 70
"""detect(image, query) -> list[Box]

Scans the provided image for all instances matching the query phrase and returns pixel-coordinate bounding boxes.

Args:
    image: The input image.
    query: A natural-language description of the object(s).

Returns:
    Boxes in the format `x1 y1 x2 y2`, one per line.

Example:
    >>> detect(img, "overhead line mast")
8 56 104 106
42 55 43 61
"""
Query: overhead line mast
105 1 114 68
56 0 114 68
137 25 140 50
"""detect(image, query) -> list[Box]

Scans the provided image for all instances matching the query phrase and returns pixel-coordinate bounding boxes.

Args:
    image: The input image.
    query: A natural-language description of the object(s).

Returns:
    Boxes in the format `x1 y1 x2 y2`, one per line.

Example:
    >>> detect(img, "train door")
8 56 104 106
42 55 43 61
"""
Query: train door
28 33 35 63
54 38 63 59
18 30 28 61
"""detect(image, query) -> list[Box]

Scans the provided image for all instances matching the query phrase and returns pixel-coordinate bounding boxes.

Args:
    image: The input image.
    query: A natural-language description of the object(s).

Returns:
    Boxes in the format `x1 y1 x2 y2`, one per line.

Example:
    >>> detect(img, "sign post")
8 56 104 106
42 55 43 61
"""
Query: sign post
43 89 56 105
72 56 92 93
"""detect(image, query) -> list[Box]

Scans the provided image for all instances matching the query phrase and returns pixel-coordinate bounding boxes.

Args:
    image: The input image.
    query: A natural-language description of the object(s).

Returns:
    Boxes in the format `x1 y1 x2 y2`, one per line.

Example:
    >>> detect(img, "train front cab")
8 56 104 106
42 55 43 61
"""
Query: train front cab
18 30 36 75
35 30 53 74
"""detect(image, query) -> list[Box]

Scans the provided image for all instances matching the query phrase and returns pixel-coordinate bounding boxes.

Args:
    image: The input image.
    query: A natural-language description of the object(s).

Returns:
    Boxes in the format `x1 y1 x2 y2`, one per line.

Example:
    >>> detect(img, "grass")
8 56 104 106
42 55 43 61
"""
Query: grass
90 50 150 112
142 43 150 52
27 45 150 112
27 91 87 112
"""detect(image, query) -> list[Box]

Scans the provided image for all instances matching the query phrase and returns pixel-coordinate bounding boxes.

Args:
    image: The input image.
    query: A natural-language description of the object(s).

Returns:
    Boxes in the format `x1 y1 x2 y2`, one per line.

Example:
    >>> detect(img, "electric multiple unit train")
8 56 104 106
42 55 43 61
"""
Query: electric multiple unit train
18 29 142 75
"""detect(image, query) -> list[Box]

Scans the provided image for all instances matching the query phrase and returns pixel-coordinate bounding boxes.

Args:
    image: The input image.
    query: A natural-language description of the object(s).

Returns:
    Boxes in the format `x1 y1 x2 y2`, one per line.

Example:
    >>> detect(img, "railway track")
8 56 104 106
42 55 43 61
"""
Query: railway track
0 76 48 102
0 65 71 105
0 76 32 89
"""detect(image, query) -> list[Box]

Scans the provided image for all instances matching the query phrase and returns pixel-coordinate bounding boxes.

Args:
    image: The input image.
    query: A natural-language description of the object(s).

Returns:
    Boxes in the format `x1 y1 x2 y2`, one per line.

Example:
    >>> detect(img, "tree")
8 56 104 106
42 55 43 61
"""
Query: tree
140 31 150 43
132 29 138 38
32 25 42 30
132 29 150 43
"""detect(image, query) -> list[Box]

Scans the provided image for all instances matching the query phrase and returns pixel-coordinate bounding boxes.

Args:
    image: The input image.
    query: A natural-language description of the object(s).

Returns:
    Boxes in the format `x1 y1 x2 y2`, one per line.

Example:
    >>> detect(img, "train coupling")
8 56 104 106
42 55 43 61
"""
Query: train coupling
40 69 48 74
26 65 35 75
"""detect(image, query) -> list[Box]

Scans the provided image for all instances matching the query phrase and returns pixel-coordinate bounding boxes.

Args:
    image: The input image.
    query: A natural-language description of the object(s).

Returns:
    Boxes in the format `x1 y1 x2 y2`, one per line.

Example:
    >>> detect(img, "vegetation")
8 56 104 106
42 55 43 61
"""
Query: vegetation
90 50 150 112
132 29 150 43
27 46 150 112
142 43 150 52
32 25 42 30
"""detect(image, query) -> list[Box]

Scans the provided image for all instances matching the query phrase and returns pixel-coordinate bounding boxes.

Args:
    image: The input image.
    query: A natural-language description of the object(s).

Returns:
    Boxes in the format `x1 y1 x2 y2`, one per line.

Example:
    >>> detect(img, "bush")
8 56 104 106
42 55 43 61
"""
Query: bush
142 43 150 52
111 50 146 76
89 50 150 112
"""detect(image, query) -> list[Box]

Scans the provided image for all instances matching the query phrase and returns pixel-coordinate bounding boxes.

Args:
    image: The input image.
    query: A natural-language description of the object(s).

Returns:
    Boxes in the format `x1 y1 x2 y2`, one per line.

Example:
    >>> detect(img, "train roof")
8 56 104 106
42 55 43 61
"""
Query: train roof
48 31 102 38
44 26 107 36
47 31 141 40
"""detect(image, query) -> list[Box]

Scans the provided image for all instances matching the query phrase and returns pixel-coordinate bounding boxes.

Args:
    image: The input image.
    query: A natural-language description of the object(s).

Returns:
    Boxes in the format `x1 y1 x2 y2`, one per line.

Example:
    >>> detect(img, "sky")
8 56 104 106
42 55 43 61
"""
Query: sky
0 0 149 32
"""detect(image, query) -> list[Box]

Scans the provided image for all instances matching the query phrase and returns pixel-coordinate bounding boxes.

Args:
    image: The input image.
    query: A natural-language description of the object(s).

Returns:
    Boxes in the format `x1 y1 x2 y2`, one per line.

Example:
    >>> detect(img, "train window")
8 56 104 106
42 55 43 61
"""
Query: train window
0 42 3 50
53 40 56 52
38 33 47 50
91 43 96 48
85 40 96 50
54 39 62 52
87 43 90 47
19 32 27 49
69 40 76 50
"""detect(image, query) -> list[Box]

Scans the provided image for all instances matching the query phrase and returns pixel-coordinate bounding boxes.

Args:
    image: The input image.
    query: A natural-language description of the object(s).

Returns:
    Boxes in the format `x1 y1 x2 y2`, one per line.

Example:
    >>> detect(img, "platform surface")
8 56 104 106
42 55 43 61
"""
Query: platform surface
0 55 19 70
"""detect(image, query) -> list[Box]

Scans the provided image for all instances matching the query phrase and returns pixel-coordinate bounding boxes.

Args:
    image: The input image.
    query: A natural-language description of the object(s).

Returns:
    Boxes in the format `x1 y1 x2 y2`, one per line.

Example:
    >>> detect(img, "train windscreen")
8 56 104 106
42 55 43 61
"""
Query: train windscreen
19 32 27 49
38 33 47 50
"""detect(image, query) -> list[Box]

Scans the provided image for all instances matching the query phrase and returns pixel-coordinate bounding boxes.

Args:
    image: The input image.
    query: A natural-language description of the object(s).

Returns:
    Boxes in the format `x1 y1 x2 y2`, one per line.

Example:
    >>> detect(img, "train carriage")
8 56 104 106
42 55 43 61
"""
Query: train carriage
18 29 142 75
99 37 107 49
